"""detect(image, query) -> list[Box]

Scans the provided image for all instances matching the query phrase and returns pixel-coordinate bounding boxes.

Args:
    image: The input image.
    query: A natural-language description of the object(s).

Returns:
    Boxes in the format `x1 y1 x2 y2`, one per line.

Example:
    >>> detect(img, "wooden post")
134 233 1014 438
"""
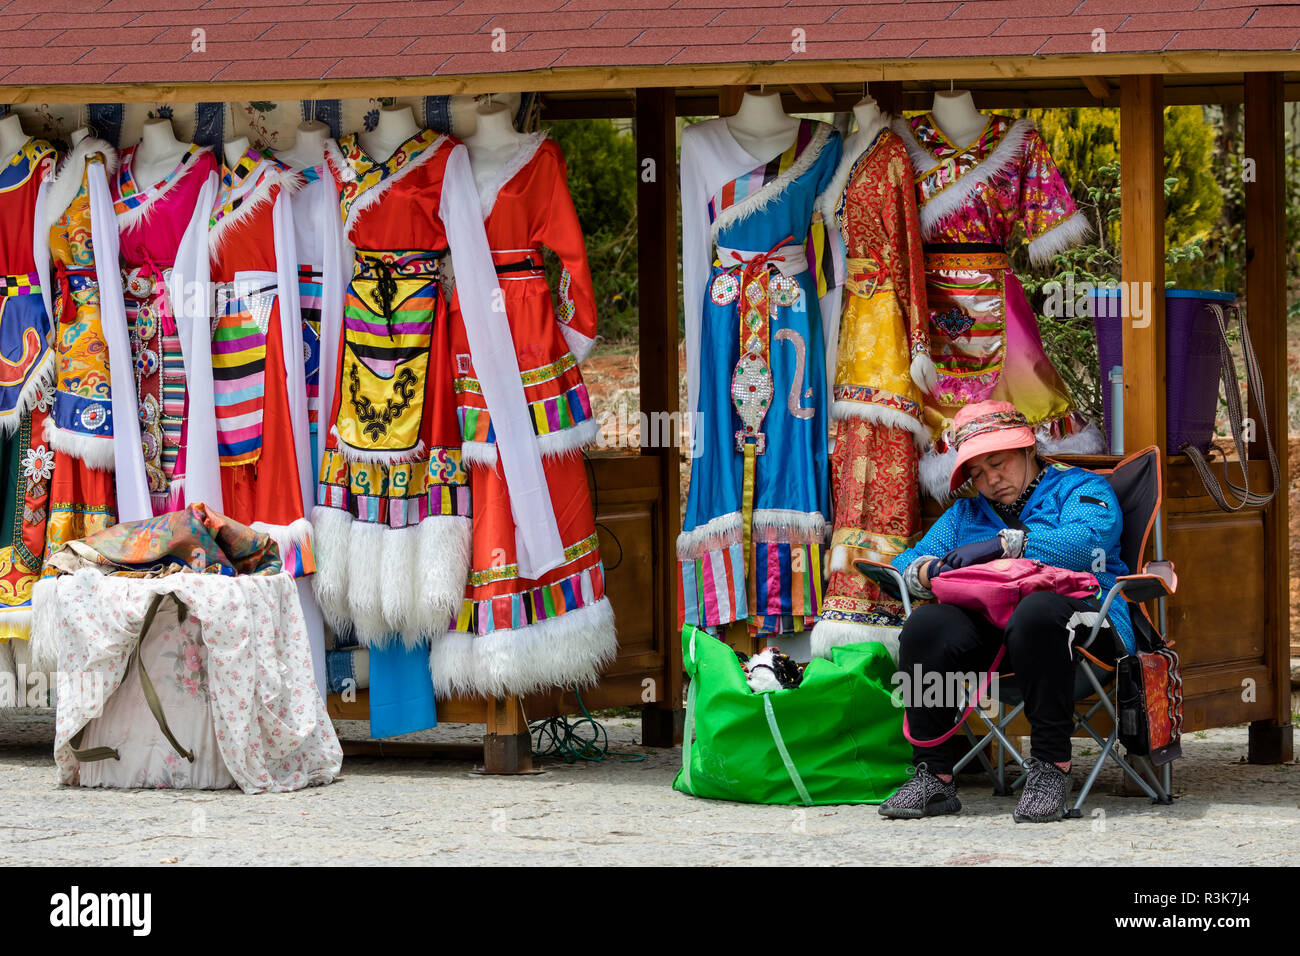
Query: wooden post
1243 72 1294 764
483 695 533 773
870 81 904 118
1119 75 1167 459
635 87 685 747
717 86 746 117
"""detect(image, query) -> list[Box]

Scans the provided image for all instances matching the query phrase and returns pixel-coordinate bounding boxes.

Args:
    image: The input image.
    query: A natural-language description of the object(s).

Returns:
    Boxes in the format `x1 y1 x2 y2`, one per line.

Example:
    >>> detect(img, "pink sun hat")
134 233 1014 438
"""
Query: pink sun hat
949 400 1037 493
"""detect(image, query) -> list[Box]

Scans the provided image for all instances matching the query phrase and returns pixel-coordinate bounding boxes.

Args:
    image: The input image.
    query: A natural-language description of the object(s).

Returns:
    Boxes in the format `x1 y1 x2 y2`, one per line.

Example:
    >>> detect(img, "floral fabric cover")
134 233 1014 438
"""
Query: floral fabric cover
33 569 341 793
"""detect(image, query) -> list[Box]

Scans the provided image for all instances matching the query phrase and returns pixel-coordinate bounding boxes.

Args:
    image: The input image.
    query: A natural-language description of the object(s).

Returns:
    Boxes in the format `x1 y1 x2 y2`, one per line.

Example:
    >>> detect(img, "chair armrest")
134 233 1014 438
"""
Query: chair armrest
853 557 911 617
1117 560 1177 604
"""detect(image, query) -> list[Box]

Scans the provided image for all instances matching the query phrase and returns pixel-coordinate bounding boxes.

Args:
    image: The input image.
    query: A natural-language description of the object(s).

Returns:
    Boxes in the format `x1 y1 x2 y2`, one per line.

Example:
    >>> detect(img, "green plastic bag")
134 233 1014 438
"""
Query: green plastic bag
673 625 912 805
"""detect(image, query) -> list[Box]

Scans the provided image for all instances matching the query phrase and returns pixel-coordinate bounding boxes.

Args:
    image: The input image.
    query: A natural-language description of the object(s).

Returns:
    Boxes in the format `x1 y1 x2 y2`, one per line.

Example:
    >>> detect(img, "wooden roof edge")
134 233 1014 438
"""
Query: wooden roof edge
2 50 1298 105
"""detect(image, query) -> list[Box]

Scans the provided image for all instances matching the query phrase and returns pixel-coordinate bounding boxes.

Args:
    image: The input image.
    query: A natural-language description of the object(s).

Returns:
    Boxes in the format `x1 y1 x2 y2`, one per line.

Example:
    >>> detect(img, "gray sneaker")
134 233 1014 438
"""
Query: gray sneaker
1013 758 1073 823
878 763 961 819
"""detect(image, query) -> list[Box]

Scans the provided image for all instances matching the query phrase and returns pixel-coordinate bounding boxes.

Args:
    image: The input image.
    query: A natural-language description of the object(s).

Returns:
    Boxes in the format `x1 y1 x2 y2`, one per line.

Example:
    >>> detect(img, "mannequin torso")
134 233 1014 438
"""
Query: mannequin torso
464 103 530 197
0 113 29 168
931 90 987 149
132 118 190 187
274 120 329 170
851 96 885 145
358 106 420 163
725 91 800 163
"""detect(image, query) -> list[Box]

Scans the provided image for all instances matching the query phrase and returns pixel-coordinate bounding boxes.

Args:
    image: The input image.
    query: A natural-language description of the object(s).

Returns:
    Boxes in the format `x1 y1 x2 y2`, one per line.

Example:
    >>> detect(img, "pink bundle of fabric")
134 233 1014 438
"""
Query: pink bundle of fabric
929 558 1100 628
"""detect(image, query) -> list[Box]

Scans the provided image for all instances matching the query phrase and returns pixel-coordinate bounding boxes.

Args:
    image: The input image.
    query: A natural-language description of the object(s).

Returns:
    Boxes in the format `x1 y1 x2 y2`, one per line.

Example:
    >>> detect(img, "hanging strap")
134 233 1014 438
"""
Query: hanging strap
902 645 1006 748
1182 302 1279 511
763 694 812 806
69 591 196 765
679 630 698 795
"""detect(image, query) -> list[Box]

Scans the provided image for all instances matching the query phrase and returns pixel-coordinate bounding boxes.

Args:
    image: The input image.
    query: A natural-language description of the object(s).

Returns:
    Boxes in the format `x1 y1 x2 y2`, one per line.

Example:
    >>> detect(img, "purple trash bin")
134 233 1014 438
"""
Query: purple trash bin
1088 287 1237 455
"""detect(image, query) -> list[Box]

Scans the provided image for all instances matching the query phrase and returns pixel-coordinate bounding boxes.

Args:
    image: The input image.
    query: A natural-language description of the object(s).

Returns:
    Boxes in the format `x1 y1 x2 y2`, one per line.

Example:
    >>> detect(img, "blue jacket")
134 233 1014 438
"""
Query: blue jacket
893 462 1135 653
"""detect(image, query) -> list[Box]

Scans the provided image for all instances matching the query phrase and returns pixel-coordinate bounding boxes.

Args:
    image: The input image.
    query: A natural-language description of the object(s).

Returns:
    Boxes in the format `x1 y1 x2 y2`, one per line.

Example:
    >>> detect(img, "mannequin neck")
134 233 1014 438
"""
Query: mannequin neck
852 98 884 139
465 104 526 150
133 119 188 185
70 126 90 148
223 136 251 169
931 90 986 149
274 121 329 170
725 91 799 163
0 113 27 166
358 107 420 163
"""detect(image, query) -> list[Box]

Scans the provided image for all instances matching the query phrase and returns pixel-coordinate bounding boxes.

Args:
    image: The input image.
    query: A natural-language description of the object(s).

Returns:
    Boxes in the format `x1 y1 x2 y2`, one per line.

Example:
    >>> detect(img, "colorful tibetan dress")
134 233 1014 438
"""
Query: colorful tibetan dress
0 137 57 641
207 148 314 570
41 137 151 571
444 133 615 699
678 118 843 646
893 113 1104 499
314 130 557 734
112 143 222 514
811 118 930 663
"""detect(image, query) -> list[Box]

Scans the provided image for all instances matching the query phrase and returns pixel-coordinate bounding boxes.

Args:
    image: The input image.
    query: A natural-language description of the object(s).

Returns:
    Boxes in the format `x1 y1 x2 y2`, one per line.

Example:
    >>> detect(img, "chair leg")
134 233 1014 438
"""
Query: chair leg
1075 712 1161 801
1070 724 1120 817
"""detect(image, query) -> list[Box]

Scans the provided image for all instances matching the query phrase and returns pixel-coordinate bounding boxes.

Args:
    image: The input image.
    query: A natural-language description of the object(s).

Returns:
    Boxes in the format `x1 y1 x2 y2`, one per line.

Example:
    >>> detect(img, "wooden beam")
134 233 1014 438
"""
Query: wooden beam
1119 75 1167 458
634 88 685 746
1081 75 1112 100
2 51 1299 105
1243 71 1294 764
790 82 835 105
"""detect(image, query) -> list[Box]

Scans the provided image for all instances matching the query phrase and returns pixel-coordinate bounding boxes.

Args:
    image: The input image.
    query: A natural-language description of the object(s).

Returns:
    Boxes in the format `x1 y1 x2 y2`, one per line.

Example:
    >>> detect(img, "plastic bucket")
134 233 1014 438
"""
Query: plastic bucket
1088 287 1236 455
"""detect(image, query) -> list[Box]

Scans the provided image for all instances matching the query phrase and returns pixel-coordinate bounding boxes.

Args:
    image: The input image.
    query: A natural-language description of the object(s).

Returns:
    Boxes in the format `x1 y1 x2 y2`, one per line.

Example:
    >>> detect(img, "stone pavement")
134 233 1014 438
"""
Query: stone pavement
0 710 1296 866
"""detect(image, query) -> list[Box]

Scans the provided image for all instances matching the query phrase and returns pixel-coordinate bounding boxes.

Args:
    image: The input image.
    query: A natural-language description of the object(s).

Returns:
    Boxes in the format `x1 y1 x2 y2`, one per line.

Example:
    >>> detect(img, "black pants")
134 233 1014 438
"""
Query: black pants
897 591 1116 774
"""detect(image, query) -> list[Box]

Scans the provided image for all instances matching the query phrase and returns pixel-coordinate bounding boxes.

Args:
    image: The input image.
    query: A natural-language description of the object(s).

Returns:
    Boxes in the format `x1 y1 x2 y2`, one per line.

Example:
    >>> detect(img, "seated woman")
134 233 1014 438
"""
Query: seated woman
877 400 1133 824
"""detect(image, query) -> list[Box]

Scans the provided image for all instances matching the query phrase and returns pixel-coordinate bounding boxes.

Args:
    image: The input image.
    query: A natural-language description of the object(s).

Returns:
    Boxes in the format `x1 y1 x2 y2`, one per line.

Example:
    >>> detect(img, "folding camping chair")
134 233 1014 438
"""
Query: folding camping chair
858 445 1178 816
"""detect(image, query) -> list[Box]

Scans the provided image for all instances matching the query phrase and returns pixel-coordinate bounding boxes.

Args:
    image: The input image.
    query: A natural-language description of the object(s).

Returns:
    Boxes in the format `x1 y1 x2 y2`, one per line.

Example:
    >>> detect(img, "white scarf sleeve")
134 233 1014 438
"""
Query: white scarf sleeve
271 190 314 521
679 126 710 451
439 142 563 579
87 159 151 522
316 156 349 487
167 169 223 513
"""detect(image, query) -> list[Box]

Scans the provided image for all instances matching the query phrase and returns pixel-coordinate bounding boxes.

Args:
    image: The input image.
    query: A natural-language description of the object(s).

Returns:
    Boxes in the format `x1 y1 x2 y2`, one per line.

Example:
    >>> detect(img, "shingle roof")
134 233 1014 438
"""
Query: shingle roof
0 0 1296 87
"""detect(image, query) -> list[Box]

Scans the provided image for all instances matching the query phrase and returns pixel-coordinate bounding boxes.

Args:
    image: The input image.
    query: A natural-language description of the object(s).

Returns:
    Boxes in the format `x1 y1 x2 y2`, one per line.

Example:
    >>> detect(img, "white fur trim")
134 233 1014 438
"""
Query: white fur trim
910 352 938 396
677 511 742 557
323 137 356 183
0 351 54 437
893 116 1034 239
752 509 827 535
115 145 215 233
428 595 616 698
43 416 116 471
44 136 118 235
710 122 833 245
461 417 599 467
342 135 446 238
829 543 849 574
830 399 929 450
380 525 416 645
1037 419 1106 456
29 577 59 673
411 514 470 643
208 160 305 256
330 425 426 466
249 517 314 567
919 441 961 503
1027 209 1093 267
810 617 901 664
346 520 389 646
310 505 353 635
559 323 594 363
818 114 893 227
478 131 547 218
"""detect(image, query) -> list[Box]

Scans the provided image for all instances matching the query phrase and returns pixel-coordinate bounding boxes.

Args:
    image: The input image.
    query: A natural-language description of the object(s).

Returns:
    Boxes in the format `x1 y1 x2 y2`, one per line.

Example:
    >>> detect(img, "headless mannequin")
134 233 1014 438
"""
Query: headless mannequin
0 113 29 168
931 90 987 150
223 135 251 169
358 106 420 163
132 118 190 188
464 101 530 197
725 90 800 163
853 94 883 135
274 120 329 171
70 126 90 149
